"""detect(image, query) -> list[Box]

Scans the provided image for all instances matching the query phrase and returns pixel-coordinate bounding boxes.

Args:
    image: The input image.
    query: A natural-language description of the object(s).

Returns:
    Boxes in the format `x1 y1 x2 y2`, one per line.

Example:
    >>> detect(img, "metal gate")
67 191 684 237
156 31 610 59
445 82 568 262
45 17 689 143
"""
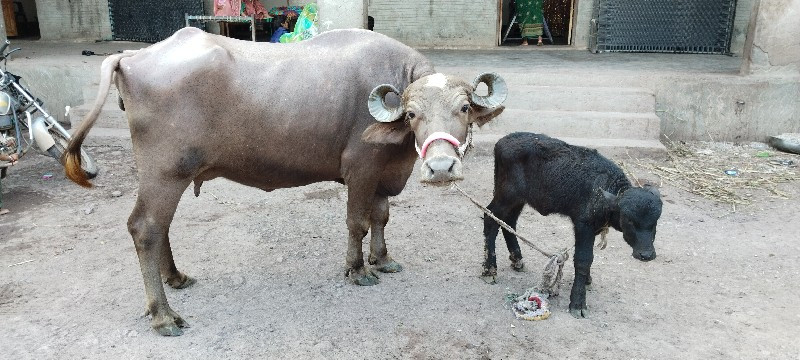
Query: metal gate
593 0 737 54
109 0 204 43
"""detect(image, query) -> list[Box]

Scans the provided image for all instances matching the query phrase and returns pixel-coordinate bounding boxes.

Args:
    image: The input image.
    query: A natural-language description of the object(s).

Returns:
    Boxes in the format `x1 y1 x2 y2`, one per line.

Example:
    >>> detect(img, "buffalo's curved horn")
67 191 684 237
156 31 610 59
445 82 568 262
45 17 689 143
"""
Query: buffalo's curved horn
470 72 508 108
368 84 404 123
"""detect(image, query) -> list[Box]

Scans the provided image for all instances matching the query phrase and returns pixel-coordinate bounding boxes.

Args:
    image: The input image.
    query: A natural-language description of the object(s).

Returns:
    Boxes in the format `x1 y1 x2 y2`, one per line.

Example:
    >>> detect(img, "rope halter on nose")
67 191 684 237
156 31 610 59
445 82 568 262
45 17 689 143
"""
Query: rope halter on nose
415 125 474 159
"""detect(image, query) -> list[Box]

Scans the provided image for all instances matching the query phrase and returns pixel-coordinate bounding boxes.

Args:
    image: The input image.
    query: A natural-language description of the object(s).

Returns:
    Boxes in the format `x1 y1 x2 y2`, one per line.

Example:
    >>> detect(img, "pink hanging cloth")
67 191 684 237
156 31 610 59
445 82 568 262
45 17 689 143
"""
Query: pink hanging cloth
214 0 242 16
243 0 269 20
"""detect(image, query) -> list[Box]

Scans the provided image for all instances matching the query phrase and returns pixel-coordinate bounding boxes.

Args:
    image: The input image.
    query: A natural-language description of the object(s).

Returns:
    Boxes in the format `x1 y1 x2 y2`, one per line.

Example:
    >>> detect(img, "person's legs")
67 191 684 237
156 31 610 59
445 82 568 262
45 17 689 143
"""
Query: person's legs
0 176 7 215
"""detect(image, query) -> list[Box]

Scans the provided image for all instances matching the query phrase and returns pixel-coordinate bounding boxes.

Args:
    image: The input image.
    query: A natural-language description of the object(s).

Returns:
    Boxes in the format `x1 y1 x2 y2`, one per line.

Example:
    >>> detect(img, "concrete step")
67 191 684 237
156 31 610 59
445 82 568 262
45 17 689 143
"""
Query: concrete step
68 100 127 129
470 134 667 160
504 85 655 113
74 127 132 147
82 84 119 104
439 68 646 88
487 109 661 140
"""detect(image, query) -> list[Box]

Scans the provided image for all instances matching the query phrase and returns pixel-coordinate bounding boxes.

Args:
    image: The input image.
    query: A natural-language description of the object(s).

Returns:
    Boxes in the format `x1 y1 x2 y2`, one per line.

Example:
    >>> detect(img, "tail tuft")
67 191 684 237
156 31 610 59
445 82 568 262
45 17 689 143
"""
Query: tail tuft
64 151 92 188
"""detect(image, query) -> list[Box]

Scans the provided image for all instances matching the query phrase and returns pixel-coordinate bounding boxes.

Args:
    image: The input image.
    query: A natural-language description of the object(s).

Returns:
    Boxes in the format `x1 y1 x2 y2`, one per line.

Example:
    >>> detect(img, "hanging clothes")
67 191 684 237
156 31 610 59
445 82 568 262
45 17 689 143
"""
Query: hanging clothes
514 0 544 40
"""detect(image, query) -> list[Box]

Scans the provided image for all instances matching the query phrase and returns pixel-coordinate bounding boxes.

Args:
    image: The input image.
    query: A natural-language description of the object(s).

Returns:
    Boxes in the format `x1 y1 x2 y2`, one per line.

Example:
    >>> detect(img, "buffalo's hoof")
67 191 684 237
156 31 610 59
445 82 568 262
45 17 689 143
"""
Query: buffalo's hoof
150 308 190 336
374 260 403 273
569 307 590 319
348 269 380 286
511 260 525 272
165 272 195 289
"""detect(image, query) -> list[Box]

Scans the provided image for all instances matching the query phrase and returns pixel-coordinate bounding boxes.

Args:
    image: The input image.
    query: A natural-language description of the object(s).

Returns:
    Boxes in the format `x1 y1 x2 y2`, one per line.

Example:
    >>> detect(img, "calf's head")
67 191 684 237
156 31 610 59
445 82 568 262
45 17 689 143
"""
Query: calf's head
363 73 506 184
604 186 663 261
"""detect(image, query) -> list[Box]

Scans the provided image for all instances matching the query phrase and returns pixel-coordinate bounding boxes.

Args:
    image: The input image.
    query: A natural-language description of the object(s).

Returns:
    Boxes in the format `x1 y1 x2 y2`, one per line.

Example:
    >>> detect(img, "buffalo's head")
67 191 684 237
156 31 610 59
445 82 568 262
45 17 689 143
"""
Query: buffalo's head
363 73 506 184
604 186 663 261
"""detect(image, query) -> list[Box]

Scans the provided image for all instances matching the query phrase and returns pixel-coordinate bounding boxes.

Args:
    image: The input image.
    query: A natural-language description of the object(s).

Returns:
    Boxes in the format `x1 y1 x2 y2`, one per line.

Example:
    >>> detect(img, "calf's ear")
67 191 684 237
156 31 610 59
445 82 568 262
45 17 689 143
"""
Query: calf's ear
643 184 661 197
471 105 505 127
362 120 412 145
601 189 619 208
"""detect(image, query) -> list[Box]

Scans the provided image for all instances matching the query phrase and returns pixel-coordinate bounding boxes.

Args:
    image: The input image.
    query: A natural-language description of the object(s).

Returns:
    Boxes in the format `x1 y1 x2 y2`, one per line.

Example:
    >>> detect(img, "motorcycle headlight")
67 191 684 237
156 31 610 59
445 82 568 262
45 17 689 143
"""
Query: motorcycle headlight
0 91 12 115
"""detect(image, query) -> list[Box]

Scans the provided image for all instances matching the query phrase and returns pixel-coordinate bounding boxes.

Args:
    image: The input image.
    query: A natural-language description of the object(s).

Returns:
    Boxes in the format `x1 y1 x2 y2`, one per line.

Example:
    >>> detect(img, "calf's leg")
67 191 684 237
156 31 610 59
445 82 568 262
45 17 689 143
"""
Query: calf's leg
128 179 191 336
368 194 403 273
569 222 595 318
482 197 524 283
500 203 526 271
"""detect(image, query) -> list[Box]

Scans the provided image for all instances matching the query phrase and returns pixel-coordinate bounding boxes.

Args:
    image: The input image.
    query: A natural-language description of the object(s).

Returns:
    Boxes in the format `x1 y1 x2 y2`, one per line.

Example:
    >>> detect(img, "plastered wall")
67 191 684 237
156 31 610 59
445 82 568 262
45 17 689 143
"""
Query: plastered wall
368 0 498 48
36 0 111 40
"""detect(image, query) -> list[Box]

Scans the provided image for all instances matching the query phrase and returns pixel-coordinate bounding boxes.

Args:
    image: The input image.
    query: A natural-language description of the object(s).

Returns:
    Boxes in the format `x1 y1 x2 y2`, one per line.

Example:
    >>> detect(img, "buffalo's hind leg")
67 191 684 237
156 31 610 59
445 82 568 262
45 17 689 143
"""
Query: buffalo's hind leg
161 233 196 289
368 194 403 273
129 179 192 336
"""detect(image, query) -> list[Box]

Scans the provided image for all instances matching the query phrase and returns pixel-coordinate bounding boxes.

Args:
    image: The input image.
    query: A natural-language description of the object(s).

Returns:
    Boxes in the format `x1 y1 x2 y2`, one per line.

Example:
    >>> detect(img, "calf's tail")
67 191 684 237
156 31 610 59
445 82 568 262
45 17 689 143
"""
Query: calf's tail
64 52 135 187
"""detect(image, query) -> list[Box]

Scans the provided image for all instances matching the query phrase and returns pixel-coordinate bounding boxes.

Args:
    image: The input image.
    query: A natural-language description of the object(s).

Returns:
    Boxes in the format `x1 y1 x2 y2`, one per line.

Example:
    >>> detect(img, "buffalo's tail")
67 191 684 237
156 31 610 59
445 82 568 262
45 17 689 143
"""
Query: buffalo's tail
64 51 136 187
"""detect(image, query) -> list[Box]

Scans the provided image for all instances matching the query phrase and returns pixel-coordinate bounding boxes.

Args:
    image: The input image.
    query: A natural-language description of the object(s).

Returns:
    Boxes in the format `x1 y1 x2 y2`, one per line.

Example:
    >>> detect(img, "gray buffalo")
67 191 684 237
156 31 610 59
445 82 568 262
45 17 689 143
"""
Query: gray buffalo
64 27 506 336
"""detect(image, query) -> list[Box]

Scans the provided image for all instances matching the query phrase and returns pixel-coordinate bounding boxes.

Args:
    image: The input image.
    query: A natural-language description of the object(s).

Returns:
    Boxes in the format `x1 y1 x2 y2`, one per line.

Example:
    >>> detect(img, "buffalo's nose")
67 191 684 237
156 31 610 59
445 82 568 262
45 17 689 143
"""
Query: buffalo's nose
427 156 455 173
634 250 656 262
421 155 462 183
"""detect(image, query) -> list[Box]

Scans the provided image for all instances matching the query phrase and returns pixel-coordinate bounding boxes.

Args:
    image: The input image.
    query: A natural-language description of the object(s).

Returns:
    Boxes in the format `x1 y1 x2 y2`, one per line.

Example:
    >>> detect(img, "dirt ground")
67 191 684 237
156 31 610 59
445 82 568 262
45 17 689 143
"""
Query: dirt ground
1 139 799 359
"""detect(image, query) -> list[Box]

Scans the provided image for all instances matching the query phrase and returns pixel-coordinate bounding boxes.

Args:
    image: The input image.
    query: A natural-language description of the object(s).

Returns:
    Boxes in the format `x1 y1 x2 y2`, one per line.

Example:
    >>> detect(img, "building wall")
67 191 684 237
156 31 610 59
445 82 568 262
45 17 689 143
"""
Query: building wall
747 0 800 73
368 0 498 48
317 0 367 32
37 0 111 40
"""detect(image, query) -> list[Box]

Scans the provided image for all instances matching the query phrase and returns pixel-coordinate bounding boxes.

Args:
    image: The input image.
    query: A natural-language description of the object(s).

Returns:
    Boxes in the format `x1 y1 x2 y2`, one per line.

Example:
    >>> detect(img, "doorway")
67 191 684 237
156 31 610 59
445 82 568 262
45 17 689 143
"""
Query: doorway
3 0 39 39
500 0 575 46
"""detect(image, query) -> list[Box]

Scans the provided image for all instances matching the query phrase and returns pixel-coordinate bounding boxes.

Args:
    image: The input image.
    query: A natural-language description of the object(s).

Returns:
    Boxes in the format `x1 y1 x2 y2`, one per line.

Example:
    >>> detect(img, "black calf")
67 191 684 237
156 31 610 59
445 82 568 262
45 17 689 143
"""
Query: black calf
483 132 662 318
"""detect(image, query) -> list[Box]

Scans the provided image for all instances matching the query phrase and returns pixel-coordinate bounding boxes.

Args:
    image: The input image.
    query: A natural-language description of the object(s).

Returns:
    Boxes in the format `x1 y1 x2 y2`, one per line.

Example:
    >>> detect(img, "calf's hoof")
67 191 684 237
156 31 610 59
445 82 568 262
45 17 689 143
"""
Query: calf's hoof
569 307 590 319
164 272 196 289
148 308 190 336
480 268 497 284
347 268 380 286
510 259 525 272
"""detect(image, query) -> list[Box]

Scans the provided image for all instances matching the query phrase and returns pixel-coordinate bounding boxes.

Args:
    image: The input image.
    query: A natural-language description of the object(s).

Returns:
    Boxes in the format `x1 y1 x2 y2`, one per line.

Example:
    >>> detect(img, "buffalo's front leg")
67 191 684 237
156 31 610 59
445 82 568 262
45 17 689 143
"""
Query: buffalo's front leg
368 194 403 273
569 222 595 318
129 179 191 335
345 184 379 286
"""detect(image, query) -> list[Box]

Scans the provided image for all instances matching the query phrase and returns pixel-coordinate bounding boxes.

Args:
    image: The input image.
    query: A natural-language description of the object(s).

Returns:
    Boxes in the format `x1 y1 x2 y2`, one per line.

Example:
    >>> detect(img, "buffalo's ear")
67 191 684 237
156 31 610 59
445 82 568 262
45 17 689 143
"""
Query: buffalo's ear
471 105 505 127
362 120 412 145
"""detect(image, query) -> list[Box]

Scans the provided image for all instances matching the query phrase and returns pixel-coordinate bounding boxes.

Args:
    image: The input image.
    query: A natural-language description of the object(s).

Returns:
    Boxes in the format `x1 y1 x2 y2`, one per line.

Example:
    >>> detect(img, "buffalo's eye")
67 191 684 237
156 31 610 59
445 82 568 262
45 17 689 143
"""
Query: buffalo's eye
407 112 416 119
460 104 470 113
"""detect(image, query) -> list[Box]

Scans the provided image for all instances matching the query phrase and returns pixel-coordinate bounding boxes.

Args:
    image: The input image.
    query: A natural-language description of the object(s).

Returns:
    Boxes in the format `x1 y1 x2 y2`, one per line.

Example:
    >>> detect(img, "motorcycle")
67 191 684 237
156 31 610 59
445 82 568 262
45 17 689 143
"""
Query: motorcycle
0 40 98 179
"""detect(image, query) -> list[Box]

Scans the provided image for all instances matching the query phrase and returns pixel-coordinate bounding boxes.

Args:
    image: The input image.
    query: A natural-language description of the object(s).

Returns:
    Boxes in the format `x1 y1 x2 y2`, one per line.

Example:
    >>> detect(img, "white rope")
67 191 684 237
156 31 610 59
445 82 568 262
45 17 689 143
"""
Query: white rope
450 182 569 295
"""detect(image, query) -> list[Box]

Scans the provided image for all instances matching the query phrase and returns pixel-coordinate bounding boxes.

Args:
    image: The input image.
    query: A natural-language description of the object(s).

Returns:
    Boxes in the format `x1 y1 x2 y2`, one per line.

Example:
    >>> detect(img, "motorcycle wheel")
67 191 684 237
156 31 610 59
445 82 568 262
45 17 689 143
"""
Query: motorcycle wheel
47 130 99 179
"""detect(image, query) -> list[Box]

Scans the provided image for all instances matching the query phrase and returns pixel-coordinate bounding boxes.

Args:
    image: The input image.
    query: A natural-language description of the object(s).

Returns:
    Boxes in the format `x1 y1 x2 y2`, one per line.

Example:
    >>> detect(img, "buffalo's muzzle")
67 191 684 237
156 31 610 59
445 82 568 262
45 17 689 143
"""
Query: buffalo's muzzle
633 250 656 261
421 154 463 183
